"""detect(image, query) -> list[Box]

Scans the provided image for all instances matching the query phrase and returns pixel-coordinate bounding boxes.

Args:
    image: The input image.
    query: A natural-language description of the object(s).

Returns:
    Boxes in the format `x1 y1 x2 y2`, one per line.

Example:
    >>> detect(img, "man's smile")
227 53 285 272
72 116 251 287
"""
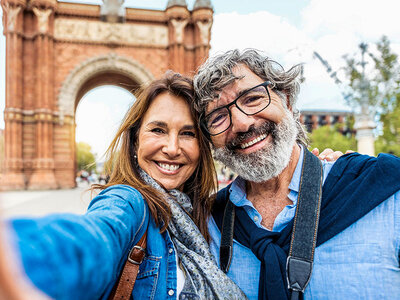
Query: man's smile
240 133 268 149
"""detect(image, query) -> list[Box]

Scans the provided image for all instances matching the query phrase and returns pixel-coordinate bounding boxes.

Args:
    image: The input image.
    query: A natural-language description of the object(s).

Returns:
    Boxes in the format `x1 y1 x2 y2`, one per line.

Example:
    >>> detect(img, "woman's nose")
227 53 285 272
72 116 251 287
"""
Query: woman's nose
162 135 181 157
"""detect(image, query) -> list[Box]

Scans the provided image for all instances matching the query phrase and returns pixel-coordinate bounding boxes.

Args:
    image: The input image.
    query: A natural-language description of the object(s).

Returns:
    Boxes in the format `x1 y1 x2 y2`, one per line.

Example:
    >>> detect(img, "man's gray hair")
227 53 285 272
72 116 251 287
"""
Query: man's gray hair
193 49 309 145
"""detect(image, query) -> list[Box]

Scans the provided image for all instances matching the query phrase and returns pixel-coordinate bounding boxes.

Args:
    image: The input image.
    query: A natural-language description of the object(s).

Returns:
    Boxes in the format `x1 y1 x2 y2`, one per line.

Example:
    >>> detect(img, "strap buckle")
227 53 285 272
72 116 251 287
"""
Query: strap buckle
286 256 313 293
128 245 146 265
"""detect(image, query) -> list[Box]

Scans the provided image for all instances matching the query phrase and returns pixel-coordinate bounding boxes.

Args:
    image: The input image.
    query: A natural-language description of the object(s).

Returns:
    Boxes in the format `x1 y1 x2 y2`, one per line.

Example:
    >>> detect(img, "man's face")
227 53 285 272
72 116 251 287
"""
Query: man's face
207 64 298 182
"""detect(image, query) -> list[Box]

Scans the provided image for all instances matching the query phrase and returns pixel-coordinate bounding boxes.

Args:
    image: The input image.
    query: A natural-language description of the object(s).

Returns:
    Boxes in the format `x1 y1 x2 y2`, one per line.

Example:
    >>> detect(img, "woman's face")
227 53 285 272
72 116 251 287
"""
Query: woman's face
137 92 200 191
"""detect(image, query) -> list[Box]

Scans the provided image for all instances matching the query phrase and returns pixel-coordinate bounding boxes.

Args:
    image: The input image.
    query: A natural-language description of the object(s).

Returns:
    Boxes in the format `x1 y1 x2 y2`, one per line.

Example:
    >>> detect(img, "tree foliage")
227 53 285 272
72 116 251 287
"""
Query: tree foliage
76 142 96 172
308 125 357 154
342 36 400 156
342 36 400 111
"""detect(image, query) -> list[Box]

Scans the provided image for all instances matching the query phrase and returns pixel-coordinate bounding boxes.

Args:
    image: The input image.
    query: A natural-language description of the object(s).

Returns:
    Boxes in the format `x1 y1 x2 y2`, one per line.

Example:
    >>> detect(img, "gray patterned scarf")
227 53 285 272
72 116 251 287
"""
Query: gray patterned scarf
139 169 247 300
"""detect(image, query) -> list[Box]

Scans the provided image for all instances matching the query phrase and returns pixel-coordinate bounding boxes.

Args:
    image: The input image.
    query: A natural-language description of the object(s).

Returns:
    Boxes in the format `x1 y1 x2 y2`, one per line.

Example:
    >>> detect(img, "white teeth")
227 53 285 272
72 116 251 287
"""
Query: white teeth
158 163 180 171
240 133 268 149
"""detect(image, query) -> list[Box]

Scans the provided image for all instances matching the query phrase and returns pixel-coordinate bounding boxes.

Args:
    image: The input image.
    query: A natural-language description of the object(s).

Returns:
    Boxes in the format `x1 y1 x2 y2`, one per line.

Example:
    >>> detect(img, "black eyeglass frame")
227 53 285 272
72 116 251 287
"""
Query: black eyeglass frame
199 81 272 137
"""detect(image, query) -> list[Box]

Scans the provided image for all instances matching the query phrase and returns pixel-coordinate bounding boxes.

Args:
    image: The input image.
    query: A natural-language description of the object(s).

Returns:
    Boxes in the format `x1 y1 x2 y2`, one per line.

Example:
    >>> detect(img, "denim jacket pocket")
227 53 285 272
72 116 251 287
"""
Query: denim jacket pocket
132 256 161 300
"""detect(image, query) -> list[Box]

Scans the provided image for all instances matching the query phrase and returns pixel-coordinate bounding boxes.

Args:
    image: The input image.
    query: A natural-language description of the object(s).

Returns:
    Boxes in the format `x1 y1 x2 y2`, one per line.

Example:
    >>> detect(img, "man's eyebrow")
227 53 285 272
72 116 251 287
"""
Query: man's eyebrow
209 86 253 112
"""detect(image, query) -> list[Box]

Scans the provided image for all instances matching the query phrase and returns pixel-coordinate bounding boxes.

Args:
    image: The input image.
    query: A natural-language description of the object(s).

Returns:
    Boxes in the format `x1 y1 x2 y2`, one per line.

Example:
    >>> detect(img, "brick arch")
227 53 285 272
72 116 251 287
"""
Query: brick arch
58 54 154 119
1 0 213 190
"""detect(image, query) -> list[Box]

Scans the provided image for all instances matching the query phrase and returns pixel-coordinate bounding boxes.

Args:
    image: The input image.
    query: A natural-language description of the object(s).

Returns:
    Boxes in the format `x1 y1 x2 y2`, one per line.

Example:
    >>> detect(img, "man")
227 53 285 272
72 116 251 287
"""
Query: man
193 49 400 300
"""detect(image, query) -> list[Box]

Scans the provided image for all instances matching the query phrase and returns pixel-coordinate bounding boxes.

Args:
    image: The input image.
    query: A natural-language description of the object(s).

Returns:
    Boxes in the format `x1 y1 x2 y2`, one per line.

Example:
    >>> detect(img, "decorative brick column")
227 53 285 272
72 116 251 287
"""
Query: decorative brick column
166 4 190 74
27 0 58 189
1 0 26 190
192 2 213 68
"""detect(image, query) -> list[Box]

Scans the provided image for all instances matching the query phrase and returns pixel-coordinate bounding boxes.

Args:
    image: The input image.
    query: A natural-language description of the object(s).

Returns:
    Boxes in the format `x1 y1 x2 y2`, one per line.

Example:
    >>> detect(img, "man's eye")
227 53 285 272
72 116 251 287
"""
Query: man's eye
242 95 264 105
208 112 228 128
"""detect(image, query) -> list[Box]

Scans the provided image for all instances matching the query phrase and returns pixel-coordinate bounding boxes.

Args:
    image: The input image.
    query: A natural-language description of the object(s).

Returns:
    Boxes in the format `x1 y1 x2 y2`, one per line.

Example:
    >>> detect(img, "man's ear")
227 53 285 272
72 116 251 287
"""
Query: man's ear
286 94 293 112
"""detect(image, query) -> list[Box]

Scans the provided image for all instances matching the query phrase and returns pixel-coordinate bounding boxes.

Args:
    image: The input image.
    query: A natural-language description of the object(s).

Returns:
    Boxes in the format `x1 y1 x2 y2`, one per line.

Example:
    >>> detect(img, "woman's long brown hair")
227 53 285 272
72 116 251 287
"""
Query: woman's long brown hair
92 72 217 240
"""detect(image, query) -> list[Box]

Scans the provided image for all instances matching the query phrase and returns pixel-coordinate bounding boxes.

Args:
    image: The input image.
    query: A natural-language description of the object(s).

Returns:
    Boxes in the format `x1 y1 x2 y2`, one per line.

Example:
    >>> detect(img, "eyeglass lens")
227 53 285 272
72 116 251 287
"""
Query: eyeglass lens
205 85 271 135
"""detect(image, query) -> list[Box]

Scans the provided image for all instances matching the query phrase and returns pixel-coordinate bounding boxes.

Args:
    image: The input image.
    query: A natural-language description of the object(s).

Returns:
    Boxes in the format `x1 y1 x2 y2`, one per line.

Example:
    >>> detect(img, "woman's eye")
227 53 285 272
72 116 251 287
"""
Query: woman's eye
182 131 196 137
151 128 164 134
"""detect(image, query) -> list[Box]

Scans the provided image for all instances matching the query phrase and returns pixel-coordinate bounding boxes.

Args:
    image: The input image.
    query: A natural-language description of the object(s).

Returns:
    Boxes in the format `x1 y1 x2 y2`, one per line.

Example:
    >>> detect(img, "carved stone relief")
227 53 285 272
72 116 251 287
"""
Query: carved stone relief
54 18 168 47
171 18 188 44
32 8 52 34
2 4 21 31
196 19 212 45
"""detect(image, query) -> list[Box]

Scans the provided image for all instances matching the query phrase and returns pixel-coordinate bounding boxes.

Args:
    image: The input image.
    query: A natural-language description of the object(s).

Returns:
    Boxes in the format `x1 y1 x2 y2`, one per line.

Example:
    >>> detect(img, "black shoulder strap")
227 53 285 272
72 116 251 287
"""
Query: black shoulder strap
217 149 323 300
212 184 233 273
286 149 323 299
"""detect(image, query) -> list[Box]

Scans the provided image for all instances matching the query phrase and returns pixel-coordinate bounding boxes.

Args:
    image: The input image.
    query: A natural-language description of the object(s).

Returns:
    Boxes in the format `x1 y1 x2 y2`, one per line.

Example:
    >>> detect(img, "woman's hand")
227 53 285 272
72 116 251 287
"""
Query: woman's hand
311 148 354 161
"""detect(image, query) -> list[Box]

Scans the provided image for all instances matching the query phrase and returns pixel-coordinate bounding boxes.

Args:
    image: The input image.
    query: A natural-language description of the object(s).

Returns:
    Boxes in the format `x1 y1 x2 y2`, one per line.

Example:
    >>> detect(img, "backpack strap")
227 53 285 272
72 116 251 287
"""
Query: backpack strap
108 226 148 300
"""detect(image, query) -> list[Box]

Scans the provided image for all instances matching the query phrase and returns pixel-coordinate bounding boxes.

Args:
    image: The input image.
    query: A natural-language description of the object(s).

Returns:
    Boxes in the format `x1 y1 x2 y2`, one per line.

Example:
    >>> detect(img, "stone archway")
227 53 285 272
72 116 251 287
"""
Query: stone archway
1 0 213 190
52 54 154 189
58 53 154 118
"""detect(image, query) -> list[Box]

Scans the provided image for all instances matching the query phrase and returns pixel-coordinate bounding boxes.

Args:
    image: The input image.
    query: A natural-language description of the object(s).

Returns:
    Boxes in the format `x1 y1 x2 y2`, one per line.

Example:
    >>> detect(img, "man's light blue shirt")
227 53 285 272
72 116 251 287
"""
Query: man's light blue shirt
208 146 400 299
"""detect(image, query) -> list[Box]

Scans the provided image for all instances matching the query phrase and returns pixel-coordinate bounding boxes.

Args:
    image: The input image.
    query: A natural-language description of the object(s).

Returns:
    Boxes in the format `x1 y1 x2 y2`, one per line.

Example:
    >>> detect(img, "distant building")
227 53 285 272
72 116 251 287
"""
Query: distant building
300 109 353 134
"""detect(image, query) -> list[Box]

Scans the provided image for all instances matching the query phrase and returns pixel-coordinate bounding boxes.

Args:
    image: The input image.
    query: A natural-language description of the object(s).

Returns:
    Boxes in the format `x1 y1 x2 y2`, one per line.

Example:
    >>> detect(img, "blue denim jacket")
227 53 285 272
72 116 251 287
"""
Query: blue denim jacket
10 185 180 300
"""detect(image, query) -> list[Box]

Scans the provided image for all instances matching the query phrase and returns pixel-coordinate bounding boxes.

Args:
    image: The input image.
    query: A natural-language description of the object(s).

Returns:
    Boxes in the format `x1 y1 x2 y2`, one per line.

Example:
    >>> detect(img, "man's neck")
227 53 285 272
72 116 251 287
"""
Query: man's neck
246 143 301 204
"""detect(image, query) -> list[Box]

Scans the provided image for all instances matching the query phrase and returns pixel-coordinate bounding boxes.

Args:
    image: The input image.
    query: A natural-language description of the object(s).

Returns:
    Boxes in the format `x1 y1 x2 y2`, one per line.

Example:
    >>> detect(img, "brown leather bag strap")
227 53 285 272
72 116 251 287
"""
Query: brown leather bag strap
109 229 148 300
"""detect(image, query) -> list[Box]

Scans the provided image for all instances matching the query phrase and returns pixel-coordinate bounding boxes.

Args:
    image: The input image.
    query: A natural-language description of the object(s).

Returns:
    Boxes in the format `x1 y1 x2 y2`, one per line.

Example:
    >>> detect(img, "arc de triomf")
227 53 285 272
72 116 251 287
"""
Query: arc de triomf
1 0 213 190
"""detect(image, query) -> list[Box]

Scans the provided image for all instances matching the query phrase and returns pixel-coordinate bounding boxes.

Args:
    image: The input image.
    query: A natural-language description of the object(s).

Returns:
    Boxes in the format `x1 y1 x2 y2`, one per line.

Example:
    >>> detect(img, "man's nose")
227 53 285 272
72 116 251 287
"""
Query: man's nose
162 135 181 157
230 106 254 133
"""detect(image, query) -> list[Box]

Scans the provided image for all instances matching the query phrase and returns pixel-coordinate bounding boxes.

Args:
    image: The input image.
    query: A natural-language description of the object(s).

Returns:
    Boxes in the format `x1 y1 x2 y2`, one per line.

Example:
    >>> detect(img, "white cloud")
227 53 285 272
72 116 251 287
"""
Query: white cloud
211 12 310 63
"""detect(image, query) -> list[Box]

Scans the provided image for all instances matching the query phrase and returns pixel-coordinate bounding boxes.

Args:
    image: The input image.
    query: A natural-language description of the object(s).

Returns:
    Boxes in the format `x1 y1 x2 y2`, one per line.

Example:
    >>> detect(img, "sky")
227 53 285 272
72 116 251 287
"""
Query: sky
1 0 400 160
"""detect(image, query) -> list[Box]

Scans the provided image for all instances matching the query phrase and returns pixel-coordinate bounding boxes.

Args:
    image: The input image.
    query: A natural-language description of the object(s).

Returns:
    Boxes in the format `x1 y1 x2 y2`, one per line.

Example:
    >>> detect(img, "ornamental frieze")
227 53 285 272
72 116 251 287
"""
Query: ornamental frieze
54 18 168 47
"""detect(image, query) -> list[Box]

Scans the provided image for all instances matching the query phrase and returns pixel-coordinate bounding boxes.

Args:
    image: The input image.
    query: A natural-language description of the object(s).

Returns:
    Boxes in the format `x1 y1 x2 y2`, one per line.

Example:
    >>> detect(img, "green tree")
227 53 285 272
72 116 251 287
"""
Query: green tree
375 94 400 156
342 36 400 156
76 142 97 172
308 125 357 154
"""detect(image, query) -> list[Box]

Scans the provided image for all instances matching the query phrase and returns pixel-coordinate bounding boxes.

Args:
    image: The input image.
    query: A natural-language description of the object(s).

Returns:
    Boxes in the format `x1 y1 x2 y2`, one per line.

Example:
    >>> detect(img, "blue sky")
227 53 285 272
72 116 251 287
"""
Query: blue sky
1 0 400 159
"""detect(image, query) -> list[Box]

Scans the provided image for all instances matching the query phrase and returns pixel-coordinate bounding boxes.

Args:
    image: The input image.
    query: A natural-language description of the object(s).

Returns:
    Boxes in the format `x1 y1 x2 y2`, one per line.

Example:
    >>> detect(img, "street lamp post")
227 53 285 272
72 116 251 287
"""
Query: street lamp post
353 43 376 156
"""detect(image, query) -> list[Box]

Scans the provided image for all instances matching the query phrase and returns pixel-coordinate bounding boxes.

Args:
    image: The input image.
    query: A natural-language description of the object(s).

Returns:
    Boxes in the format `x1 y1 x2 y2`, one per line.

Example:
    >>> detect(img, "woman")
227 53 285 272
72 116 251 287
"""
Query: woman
9 72 246 299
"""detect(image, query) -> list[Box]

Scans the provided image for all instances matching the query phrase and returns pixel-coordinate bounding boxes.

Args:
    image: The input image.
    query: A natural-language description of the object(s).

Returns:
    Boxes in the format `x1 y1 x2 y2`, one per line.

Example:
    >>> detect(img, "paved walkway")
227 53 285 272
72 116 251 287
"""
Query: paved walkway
0 184 96 218
0 182 231 219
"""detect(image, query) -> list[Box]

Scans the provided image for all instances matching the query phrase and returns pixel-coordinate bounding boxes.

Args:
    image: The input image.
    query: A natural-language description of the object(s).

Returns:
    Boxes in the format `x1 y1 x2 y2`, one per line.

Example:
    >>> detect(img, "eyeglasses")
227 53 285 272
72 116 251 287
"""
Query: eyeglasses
200 81 272 136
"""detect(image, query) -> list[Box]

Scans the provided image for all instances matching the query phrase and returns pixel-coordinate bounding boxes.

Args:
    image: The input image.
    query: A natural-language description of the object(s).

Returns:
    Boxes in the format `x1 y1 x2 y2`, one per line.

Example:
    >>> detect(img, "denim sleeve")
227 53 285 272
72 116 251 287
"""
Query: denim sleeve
9 185 147 300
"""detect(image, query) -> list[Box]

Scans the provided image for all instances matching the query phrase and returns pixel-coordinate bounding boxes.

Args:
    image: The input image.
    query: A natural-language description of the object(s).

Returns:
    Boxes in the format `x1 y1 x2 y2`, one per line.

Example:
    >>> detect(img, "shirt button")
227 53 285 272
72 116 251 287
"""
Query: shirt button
168 289 175 296
253 215 259 222
168 248 173 254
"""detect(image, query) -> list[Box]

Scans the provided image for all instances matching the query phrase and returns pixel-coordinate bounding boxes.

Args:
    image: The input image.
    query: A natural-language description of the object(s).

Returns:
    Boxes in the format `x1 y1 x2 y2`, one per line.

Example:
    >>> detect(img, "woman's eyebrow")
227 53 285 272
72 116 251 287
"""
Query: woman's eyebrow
181 125 196 131
147 121 167 128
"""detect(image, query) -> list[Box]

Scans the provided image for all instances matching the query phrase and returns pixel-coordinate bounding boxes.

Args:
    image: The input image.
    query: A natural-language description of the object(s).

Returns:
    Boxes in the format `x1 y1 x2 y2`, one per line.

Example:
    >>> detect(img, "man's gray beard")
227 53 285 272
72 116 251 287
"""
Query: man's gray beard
213 113 298 183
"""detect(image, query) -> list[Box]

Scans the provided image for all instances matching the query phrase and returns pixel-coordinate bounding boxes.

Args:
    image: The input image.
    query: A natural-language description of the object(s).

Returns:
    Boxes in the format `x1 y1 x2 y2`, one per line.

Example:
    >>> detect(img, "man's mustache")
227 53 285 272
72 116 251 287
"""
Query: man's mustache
226 122 277 151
